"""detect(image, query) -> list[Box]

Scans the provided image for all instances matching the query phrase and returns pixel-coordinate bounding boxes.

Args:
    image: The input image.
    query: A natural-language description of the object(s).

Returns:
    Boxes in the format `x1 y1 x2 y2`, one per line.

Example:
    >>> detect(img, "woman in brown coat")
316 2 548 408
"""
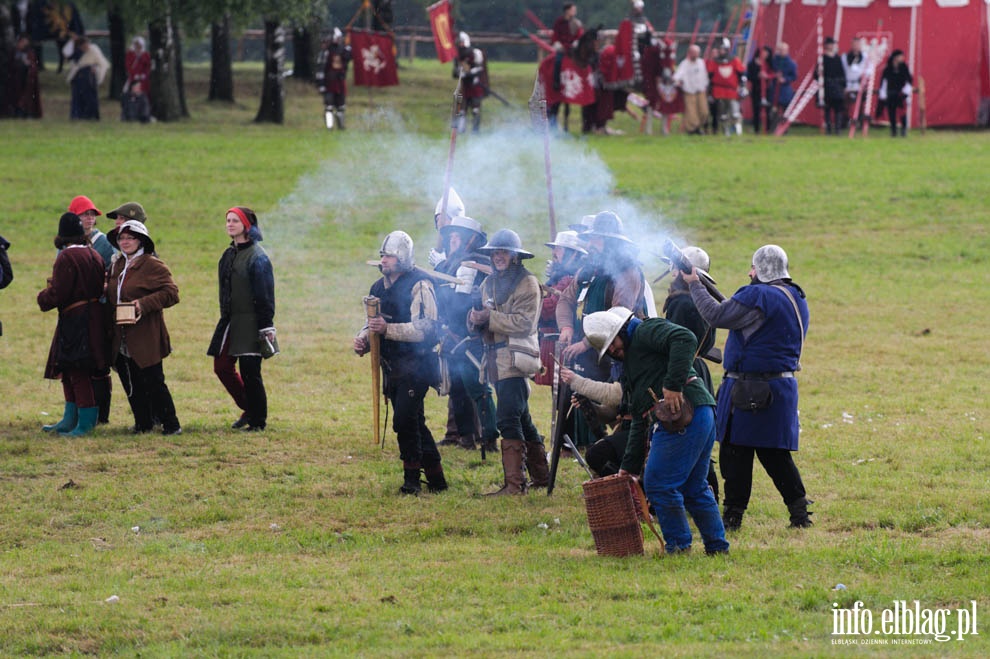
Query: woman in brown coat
106 220 182 435
38 213 109 436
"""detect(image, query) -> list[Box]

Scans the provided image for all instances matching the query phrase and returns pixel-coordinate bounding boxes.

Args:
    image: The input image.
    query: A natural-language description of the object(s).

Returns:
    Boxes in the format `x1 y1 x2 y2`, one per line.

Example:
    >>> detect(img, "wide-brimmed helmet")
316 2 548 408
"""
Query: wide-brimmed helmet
478 229 534 259
583 306 634 362
545 230 588 255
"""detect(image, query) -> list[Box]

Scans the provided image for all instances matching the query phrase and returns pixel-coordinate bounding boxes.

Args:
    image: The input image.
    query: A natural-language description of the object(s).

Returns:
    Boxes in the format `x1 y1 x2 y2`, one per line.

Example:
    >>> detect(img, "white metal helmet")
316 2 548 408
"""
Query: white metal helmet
680 246 711 273
752 244 790 282
582 306 634 362
332 27 343 43
380 230 415 271
439 215 486 245
434 188 466 225
719 37 731 51
458 31 471 48
545 230 588 255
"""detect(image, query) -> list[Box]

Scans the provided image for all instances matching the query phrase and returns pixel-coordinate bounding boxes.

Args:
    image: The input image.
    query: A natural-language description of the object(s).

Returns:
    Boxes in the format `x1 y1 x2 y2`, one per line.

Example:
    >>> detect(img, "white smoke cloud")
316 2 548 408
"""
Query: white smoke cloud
265 117 679 275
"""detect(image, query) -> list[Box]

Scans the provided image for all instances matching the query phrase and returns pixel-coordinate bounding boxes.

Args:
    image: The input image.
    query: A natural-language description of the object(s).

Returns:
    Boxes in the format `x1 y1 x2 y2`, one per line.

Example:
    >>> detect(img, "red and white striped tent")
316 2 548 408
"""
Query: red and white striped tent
749 0 990 126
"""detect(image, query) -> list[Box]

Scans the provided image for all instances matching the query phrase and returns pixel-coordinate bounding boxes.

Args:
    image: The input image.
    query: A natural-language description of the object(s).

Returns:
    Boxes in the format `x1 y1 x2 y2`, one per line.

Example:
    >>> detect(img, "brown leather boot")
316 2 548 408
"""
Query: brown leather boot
486 438 527 496
424 463 448 493
525 440 550 488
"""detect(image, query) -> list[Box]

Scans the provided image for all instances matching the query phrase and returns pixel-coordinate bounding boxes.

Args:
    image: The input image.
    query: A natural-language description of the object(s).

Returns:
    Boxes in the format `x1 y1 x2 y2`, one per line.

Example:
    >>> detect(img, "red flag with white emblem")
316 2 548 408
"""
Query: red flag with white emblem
537 54 596 106
350 29 399 87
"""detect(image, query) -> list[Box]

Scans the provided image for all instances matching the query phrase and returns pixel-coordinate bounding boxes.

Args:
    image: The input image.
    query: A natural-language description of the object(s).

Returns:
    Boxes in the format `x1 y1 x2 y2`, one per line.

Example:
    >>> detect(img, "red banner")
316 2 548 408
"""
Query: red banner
538 54 595 106
615 19 636 85
427 0 457 63
349 30 399 87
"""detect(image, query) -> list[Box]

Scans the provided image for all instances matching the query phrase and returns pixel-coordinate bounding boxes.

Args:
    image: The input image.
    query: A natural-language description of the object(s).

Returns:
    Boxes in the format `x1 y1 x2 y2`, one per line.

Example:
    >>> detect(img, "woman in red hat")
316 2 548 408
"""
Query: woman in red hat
68 195 115 268
68 194 115 423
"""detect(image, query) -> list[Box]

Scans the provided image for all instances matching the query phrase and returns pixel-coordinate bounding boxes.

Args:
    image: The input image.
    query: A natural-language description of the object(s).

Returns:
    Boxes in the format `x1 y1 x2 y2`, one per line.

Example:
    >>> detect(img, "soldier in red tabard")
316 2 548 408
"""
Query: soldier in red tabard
707 38 747 136
316 28 352 130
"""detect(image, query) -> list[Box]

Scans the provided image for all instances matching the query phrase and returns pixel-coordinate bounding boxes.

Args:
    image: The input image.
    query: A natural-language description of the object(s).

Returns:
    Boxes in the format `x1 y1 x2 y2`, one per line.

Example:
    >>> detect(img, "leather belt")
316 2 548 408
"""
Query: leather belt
61 298 99 314
725 371 795 380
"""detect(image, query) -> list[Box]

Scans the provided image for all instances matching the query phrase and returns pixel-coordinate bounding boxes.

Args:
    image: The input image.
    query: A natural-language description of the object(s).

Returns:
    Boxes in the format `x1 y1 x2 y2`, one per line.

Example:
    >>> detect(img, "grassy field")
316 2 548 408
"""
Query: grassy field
1 59 988 656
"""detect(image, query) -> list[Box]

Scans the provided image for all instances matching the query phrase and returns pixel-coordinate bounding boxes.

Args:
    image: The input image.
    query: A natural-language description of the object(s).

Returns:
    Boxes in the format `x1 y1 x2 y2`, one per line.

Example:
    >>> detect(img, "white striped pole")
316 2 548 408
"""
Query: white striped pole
817 12 825 133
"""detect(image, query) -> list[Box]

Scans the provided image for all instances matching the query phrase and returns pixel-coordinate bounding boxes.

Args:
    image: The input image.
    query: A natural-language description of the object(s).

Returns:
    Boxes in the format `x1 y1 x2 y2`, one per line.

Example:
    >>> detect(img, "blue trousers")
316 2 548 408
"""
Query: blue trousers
643 405 729 553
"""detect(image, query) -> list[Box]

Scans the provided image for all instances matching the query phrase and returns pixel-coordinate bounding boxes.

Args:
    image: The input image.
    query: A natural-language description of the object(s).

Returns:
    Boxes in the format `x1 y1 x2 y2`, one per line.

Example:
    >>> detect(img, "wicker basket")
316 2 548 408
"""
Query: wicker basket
582 474 644 557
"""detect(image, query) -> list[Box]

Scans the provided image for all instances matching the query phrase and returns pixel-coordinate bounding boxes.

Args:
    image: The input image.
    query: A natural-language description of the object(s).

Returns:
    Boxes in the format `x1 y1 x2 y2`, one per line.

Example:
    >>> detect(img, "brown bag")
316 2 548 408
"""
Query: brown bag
649 397 695 433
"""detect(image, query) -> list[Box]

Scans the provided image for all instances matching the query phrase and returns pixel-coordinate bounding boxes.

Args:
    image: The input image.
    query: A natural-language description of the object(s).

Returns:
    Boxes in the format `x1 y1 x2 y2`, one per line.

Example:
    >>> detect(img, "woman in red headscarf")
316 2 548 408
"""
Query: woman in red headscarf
207 207 277 431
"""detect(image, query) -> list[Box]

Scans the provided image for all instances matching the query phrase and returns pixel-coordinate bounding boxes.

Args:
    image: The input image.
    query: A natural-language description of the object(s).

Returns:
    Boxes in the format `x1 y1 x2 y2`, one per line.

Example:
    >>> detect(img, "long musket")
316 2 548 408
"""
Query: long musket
660 239 726 302
486 87 513 107
546 371 573 496
363 295 382 446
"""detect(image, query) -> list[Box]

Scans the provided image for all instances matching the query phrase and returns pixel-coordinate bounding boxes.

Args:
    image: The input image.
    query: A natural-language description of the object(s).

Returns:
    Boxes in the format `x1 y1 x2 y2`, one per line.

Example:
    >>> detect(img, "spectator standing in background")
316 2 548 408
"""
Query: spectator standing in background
880 49 912 137
65 36 109 120
842 37 867 129
122 36 151 123
820 37 846 135
673 44 709 135
747 46 773 133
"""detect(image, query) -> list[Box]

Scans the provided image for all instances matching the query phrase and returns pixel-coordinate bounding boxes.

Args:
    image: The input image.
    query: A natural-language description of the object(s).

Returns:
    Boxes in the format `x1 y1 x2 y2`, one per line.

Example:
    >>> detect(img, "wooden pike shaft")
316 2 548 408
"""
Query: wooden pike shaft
365 261 470 286
363 295 382 446
540 100 557 241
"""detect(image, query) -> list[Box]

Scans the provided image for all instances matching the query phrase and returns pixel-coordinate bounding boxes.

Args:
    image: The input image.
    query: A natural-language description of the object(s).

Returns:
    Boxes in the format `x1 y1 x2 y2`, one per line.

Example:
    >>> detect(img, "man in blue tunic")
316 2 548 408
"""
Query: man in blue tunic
682 245 812 530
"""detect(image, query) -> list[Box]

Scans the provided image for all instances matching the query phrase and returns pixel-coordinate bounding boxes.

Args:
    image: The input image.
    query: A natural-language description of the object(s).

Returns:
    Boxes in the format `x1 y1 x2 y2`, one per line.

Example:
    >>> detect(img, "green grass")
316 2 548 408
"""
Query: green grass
1 59 988 656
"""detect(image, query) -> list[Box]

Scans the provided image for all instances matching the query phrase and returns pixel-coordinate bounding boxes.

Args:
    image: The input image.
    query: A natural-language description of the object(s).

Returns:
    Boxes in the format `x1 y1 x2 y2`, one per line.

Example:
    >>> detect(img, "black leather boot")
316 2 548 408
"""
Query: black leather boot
787 497 814 528
400 466 422 495
92 375 112 424
722 506 745 532
424 464 448 493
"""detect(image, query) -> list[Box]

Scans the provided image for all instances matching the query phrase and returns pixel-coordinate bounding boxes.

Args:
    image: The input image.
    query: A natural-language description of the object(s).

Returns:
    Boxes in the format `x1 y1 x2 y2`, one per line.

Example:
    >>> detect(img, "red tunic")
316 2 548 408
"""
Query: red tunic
707 57 746 100
125 51 151 92
534 273 573 386
552 16 583 53
37 245 109 379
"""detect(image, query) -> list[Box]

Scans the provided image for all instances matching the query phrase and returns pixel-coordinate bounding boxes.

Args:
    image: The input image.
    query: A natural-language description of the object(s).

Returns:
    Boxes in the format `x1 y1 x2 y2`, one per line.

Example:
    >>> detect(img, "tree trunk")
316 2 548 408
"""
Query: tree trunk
254 20 284 124
209 14 233 102
173 20 189 117
291 26 315 82
0 6 12 117
148 10 183 122
107 4 126 100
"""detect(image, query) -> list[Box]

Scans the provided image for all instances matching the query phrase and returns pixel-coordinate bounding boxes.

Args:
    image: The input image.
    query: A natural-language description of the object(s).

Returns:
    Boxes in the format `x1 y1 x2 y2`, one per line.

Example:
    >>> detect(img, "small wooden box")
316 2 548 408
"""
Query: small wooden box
115 302 137 325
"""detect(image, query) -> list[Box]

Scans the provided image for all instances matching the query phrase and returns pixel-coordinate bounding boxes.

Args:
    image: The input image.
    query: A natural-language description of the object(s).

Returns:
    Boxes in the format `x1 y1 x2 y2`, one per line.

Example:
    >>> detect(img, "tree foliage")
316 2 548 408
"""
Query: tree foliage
317 0 733 35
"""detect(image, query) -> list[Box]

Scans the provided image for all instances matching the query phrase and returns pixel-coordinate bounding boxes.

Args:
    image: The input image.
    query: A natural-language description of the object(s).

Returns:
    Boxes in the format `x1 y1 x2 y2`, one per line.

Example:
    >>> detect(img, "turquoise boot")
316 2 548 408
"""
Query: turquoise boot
43 402 78 433
61 407 99 437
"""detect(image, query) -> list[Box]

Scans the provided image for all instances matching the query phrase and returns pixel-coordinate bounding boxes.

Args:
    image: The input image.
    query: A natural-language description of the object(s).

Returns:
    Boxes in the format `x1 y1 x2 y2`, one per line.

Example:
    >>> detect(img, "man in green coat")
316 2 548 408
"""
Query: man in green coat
584 306 728 554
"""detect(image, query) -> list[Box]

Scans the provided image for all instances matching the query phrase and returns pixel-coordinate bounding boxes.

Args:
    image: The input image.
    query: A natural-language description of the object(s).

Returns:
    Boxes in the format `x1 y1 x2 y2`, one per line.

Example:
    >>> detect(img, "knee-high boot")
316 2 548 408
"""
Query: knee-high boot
486 438 527 496
525 440 550 488
92 374 112 424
